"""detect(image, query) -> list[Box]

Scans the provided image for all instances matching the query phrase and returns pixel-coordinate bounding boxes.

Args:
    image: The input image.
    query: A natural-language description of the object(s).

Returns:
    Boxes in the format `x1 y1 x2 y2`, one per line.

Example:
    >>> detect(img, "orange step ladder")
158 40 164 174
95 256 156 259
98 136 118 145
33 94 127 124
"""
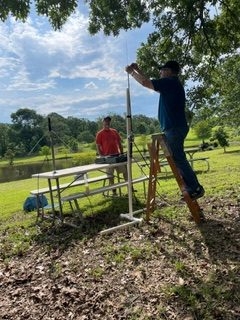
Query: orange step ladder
146 133 203 224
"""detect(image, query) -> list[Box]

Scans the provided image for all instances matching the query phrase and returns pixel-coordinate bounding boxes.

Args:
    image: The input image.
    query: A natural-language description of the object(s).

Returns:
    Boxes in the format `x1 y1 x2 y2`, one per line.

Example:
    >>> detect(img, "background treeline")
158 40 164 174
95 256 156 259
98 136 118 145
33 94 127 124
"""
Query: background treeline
1 107 239 162
0 108 160 159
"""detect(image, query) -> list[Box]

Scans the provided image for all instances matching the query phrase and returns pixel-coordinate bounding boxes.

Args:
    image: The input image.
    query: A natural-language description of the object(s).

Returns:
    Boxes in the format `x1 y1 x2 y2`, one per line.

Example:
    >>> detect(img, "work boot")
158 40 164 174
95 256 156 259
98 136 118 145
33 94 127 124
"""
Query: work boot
190 185 205 200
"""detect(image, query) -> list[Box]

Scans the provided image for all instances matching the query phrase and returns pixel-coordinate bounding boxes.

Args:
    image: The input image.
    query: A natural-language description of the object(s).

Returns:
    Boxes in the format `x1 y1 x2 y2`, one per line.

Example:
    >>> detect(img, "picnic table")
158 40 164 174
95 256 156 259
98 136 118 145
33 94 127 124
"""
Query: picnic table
141 147 210 172
184 147 210 171
31 161 148 223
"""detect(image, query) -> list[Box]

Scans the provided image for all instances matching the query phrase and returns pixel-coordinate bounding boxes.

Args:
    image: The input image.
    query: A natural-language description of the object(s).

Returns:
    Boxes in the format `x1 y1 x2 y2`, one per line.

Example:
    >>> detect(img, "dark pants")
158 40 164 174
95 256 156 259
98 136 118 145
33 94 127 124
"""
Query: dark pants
164 127 200 193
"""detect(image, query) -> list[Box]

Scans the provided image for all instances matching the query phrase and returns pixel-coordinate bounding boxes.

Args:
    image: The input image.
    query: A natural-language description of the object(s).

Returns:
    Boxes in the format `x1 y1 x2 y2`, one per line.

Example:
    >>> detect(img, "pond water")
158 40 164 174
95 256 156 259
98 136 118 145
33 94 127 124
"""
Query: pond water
0 159 75 183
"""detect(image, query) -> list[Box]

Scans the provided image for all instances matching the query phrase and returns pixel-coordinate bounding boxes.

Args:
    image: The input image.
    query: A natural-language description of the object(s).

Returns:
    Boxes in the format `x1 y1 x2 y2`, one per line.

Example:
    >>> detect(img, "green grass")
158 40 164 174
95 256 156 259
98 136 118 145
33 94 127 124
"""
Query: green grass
0 140 239 218
0 136 239 256
0 137 239 319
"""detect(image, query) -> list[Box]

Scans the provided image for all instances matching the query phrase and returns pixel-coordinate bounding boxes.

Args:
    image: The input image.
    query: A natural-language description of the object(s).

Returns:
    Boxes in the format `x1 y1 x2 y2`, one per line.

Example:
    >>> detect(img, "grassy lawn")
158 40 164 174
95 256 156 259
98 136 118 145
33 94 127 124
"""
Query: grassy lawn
0 135 239 319
0 139 239 253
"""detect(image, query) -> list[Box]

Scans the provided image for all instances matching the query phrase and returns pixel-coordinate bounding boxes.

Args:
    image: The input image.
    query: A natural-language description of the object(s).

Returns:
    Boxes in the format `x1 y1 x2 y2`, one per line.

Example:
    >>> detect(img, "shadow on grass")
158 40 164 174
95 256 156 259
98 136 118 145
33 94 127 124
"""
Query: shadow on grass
197 217 240 263
146 214 240 318
32 195 145 251
159 212 240 265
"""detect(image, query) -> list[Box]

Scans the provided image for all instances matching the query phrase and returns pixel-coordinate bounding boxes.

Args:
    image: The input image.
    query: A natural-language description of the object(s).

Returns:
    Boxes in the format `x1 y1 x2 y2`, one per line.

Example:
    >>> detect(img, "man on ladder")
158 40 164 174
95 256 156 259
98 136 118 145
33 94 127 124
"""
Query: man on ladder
125 60 205 219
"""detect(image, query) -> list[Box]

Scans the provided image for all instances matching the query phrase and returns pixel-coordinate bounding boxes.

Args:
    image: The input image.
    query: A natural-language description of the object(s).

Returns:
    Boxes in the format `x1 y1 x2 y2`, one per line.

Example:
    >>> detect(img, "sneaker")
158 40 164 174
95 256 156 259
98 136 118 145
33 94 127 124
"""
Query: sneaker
190 185 205 200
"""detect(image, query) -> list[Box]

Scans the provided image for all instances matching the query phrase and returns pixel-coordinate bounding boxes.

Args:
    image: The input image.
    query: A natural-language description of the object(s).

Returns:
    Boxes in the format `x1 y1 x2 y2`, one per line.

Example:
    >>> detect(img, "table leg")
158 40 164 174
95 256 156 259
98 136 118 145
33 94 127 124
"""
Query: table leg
55 178 64 221
47 179 56 215
189 156 194 169
187 153 194 169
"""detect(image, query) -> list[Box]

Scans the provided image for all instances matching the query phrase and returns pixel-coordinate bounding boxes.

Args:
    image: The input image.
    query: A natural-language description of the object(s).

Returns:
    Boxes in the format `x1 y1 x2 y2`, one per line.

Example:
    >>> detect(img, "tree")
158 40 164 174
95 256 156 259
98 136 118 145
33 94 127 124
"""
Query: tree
137 135 148 155
211 127 229 153
78 130 95 144
68 138 79 153
66 117 88 140
3 2 239 114
3 2 239 71
0 124 10 158
87 1 240 118
4 148 15 165
87 1 239 73
194 120 212 144
0 0 78 30
9 108 46 155
206 54 240 128
39 146 51 160
46 113 72 147
132 114 157 134
136 122 147 135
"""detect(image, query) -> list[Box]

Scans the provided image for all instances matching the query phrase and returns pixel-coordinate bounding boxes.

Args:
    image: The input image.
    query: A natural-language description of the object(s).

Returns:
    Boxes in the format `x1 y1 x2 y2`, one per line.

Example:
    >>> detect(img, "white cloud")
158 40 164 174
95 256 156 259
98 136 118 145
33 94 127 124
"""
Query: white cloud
84 82 98 89
0 9 157 123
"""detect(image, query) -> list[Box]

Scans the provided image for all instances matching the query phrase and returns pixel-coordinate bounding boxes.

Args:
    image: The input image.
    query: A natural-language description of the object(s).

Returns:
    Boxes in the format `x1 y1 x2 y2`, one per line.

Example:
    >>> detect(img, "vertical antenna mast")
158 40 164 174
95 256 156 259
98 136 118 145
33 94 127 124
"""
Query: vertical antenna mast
126 74 134 216
48 117 56 173
101 39 143 234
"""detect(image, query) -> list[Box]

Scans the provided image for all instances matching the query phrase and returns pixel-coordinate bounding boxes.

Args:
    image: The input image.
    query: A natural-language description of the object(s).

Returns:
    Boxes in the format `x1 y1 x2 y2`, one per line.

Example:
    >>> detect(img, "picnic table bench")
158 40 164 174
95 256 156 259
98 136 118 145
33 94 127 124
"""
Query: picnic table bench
61 176 148 214
30 174 110 197
30 174 111 220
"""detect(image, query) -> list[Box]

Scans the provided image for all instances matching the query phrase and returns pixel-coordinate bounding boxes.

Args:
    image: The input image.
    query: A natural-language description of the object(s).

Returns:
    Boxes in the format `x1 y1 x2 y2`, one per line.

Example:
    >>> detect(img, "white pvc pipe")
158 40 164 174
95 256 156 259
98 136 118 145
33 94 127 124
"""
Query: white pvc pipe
99 220 141 235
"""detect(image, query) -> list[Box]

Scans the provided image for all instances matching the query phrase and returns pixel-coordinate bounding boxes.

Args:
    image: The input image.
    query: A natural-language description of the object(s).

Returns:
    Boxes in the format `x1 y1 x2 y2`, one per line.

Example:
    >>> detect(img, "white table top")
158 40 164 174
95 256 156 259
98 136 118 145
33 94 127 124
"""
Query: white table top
32 162 127 179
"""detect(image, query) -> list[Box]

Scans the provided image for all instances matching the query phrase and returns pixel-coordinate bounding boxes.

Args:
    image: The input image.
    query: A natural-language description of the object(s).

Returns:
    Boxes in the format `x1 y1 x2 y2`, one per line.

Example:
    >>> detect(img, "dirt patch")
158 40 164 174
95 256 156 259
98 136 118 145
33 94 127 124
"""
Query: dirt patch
0 196 240 320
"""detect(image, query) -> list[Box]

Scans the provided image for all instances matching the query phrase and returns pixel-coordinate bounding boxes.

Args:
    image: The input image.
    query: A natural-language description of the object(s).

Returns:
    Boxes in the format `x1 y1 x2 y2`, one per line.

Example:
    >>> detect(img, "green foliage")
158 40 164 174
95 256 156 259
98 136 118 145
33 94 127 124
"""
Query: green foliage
211 127 229 152
88 1 240 129
0 0 78 30
87 0 239 61
9 108 46 155
68 138 79 152
207 54 240 127
39 146 51 159
0 124 10 157
78 130 95 143
88 0 150 36
1 109 160 158
137 135 148 153
1 2 240 134
136 122 147 134
72 151 96 165
4 148 15 165
3 1 238 79
89 1 240 128
194 120 212 143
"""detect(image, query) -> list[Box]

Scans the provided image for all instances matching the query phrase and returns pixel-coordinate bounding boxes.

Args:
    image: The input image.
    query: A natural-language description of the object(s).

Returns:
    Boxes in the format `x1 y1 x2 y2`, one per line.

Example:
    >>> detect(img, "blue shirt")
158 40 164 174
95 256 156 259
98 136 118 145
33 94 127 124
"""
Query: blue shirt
151 76 188 131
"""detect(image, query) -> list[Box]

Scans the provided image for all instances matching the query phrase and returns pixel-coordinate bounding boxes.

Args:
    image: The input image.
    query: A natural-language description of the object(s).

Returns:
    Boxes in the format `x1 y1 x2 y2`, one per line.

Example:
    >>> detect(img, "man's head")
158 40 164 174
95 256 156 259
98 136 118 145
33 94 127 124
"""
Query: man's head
103 116 111 129
159 60 180 78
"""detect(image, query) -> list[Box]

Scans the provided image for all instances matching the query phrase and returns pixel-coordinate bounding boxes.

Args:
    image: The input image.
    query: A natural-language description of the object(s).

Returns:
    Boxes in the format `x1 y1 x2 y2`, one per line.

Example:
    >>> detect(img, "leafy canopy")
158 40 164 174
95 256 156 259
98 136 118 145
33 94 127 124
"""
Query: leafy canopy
2 1 239 84
2 1 239 126
2 1 239 63
0 0 78 30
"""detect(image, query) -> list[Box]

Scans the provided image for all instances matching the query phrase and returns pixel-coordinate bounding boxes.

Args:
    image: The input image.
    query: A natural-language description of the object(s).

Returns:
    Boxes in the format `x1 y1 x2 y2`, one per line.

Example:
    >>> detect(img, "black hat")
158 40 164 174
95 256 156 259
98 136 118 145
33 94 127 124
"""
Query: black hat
103 116 111 121
160 60 180 74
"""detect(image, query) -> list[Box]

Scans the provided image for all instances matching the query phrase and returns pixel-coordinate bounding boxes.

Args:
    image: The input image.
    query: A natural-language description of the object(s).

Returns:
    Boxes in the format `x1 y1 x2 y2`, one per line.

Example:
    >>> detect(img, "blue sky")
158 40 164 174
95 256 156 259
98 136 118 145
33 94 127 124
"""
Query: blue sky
0 6 159 124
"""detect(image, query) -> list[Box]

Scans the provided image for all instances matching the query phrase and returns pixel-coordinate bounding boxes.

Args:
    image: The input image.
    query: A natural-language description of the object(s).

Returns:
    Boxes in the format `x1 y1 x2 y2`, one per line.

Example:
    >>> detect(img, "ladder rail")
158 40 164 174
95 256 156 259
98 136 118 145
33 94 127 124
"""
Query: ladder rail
146 133 203 224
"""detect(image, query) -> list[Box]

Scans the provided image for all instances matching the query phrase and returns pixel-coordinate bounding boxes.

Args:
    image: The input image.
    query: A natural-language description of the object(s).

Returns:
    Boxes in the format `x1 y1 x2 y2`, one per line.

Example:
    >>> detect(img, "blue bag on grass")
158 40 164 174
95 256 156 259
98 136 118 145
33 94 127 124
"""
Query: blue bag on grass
23 195 48 212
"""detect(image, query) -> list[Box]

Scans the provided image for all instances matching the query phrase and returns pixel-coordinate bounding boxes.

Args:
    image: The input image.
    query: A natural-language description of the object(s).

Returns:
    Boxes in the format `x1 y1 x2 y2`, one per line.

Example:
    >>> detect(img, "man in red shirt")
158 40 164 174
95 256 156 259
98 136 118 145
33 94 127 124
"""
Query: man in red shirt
96 116 127 195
